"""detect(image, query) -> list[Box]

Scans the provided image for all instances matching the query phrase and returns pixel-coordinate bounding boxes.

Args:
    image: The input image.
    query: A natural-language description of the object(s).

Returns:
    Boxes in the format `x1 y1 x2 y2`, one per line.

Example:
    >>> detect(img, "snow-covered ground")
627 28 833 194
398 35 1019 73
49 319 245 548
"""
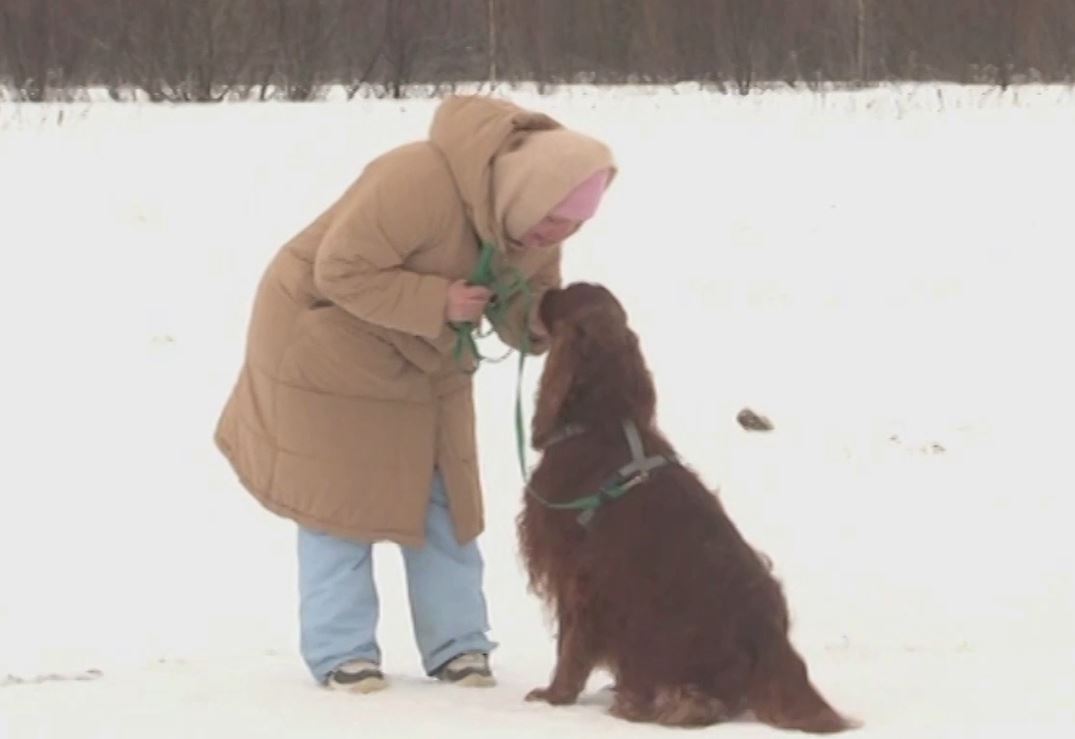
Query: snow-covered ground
2 85 1074 737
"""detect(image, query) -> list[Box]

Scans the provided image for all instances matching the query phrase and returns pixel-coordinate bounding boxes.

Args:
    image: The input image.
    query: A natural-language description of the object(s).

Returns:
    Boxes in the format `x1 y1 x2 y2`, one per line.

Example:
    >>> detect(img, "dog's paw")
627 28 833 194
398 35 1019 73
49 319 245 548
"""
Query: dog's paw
526 686 576 705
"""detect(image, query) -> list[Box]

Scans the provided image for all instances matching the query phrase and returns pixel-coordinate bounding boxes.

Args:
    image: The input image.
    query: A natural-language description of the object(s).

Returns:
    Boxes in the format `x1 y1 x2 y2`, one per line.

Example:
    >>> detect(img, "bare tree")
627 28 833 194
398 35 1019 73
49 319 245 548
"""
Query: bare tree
381 0 419 98
720 0 767 94
515 0 553 87
856 0 869 82
336 0 386 99
2 0 1075 100
487 0 497 85
0 0 52 101
272 0 330 100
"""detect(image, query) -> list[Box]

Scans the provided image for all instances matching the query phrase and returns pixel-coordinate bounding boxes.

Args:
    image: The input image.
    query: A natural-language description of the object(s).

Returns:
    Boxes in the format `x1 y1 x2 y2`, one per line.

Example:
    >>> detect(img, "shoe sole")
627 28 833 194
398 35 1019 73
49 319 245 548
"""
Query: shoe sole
328 675 388 694
447 672 496 688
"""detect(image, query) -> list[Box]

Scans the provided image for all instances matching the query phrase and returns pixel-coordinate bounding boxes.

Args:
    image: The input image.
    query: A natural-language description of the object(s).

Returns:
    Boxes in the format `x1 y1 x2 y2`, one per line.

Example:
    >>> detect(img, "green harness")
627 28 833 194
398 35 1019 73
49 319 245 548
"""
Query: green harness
525 419 679 527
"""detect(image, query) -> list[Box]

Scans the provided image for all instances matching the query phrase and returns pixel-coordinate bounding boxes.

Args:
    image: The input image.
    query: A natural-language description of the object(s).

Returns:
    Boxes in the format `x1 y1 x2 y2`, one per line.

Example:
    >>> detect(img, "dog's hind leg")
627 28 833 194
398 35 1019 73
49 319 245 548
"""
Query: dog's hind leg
652 685 730 727
609 682 728 727
609 686 656 723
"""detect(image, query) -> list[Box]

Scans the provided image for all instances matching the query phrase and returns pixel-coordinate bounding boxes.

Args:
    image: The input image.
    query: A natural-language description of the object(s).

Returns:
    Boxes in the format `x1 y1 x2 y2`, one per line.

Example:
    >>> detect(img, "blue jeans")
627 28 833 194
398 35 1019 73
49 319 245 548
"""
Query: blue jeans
297 473 496 683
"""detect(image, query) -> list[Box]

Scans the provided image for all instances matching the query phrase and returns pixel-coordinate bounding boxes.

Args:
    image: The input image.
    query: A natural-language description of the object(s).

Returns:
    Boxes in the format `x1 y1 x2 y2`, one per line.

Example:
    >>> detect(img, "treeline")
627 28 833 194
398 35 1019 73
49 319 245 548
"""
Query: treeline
1 0 1073 101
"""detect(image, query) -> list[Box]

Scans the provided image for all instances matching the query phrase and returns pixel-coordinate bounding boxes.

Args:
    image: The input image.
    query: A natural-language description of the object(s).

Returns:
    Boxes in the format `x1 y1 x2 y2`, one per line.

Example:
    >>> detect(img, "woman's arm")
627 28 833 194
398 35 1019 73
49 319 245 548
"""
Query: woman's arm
313 156 451 341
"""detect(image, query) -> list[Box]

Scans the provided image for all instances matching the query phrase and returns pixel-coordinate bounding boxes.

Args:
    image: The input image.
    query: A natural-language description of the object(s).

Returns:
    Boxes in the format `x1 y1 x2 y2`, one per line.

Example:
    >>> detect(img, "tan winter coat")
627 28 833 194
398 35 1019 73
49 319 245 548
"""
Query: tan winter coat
214 96 615 547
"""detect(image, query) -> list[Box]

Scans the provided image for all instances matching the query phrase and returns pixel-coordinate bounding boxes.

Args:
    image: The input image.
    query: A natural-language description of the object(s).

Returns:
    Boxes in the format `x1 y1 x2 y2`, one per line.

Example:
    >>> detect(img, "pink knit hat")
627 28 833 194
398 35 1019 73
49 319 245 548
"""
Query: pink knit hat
550 168 611 221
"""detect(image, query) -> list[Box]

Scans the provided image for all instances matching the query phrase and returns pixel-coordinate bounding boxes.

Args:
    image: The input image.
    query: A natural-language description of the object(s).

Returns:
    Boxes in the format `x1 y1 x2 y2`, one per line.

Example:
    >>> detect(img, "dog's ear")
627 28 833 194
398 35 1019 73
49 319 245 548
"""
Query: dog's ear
531 329 576 446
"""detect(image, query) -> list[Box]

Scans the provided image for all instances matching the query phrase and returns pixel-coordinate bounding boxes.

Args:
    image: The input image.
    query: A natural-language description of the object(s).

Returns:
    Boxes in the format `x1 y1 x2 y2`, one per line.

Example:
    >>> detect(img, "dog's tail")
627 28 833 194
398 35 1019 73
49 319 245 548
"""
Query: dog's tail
749 638 859 734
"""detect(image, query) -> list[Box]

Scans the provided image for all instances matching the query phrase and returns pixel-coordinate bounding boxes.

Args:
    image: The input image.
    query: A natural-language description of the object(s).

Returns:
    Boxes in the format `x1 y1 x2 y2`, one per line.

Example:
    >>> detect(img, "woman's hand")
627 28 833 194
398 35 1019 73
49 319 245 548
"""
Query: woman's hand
446 280 493 324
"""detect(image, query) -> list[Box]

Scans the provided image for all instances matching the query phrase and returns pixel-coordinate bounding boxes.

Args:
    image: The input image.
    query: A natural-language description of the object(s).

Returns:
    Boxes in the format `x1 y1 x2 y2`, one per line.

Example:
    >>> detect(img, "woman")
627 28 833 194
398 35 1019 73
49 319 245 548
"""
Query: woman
214 95 615 693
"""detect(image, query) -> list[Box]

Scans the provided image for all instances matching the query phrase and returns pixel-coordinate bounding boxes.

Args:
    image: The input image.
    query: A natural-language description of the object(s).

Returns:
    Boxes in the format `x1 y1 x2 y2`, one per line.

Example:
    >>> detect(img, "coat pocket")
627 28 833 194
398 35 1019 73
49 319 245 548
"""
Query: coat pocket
278 307 431 402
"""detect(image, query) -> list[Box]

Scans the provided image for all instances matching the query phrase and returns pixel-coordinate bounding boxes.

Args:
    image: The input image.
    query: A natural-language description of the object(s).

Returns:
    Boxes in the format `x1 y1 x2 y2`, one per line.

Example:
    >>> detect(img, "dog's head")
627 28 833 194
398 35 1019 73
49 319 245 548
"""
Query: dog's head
539 281 628 340
532 282 656 445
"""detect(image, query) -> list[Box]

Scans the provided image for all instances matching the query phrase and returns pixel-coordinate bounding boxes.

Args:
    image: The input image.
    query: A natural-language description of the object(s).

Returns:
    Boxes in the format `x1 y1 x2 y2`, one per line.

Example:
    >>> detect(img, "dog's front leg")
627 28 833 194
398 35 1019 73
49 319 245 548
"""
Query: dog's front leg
526 609 597 706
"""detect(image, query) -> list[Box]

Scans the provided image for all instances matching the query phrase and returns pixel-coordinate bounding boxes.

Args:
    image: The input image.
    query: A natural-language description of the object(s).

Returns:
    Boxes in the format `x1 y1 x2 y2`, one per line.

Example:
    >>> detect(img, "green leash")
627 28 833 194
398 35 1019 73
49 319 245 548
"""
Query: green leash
450 241 499 368
451 242 533 481
451 244 676 526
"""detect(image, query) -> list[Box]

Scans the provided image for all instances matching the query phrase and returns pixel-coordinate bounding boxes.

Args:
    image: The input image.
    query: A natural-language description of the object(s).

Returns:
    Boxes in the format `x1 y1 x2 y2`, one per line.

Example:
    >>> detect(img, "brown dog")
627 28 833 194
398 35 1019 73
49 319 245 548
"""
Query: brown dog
517 282 855 732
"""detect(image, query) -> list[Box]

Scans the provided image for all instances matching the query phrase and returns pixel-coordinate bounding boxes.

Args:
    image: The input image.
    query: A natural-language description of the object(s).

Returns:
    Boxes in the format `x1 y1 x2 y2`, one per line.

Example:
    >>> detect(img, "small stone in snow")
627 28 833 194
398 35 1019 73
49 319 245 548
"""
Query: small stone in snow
737 408 774 432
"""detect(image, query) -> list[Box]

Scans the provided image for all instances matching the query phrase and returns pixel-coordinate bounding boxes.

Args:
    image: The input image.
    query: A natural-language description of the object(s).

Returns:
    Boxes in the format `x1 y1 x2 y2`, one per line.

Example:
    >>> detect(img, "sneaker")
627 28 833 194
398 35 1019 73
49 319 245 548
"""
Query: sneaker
326 659 387 694
433 652 496 687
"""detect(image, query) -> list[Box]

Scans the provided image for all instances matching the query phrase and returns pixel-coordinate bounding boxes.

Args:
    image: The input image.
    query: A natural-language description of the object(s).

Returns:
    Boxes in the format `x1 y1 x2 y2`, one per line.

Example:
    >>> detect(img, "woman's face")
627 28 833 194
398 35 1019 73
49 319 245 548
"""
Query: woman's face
520 215 582 248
